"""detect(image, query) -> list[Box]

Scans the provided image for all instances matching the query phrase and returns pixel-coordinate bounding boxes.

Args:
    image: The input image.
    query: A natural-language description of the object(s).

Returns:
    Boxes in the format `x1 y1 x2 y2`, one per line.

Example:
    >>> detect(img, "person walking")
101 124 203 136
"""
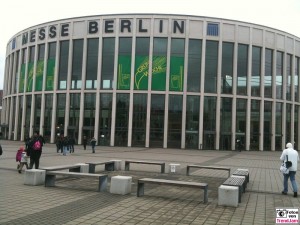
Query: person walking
29 131 45 169
18 147 29 173
280 142 299 197
90 137 97 153
83 135 87 150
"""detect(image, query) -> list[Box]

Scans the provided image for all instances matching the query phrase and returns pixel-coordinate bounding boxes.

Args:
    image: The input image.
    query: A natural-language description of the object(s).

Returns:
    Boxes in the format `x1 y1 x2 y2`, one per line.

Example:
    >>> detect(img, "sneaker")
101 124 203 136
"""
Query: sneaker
294 192 298 198
282 191 287 195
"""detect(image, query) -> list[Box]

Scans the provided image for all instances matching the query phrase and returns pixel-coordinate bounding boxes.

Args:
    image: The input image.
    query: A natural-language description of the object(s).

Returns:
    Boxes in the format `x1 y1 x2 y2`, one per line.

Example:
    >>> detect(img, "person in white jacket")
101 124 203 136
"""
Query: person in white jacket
280 142 299 197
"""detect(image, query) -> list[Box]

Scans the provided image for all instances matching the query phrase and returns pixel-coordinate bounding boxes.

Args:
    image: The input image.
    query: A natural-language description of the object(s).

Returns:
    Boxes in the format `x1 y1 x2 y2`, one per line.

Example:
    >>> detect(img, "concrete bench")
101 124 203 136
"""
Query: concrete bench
45 171 108 192
186 165 231 177
41 164 84 172
222 176 245 203
137 178 208 203
86 161 115 173
232 169 249 183
125 160 165 173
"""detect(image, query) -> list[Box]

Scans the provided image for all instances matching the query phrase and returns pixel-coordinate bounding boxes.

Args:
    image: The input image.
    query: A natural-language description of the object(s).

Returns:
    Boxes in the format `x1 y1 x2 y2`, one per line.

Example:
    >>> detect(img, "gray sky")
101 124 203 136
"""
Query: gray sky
0 0 299 90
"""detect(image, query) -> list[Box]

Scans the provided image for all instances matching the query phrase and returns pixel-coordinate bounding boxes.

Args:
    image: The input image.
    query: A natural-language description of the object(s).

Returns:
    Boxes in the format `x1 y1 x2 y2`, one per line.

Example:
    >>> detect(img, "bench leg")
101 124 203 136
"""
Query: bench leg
137 182 144 197
45 174 56 187
161 164 165 173
105 163 114 171
186 167 190 176
203 187 208 203
125 162 130 171
98 176 108 192
89 165 96 173
238 186 242 203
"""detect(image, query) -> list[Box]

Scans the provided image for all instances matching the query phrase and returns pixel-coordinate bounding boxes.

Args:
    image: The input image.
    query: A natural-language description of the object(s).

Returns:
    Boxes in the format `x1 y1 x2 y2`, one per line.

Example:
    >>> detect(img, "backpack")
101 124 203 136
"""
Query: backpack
16 150 22 161
32 140 42 151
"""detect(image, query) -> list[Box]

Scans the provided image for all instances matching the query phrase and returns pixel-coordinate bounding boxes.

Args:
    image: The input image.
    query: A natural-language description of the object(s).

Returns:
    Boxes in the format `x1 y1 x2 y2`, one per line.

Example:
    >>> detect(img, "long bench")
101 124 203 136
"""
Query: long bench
186 165 231 177
232 169 249 183
137 178 208 203
40 164 83 172
125 160 165 173
45 171 108 192
86 161 115 173
222 176 245 203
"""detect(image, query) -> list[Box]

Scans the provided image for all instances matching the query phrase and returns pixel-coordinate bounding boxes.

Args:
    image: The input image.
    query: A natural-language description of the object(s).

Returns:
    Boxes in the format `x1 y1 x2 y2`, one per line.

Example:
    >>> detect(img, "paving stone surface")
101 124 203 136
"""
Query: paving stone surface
0 140 300 224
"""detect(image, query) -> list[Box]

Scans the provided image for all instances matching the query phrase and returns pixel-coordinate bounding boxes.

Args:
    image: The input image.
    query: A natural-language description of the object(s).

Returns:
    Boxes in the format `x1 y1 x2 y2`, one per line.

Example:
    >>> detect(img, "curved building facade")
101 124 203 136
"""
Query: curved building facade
2 14 300 151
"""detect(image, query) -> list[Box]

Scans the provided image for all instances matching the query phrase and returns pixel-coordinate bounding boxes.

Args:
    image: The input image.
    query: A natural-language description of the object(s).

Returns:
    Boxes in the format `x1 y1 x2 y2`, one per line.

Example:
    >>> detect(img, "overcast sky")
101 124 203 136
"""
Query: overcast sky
0 0 299 90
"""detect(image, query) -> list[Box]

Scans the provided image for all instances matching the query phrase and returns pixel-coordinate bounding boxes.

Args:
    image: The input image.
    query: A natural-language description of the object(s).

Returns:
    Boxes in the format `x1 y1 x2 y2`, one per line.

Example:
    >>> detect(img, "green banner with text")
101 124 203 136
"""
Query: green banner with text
117 55 131 90
46 59 55 91
26 62 34 92
134 56 149 90
19 64 26 93
151 56 167 91
35 60 44 91
169 56 184 91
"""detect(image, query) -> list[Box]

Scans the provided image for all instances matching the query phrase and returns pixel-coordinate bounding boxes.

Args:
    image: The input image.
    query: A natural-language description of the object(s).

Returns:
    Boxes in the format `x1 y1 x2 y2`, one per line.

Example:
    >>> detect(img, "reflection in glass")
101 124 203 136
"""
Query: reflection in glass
275 102 282 150
295 57 300 102
56 94 66 136
205 41 218 93
222 42 234 94
71 39 83 90
286 54 292 101
150 95 165 147
152 38 167 91
101 38 115 90
220 98 232 150
168 95 182 148
86 38 99 89
203 96 216 149
264 49 273 98
250 100 260 150
58 41 69 90
251 46 261 96
187 40 201 92
286 104 292 144
132 94 147 146
82 93 96 139
236 98 246 150
264 101 272 151
99 94 112 146
115 94 129 146
186 96 199 149
44 94 53 142
237 44 248 95
276 51 283 99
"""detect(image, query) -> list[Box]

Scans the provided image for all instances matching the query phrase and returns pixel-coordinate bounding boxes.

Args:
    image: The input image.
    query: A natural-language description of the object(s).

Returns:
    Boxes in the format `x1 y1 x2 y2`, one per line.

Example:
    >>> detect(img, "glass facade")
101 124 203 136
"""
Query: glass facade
2 15 300 151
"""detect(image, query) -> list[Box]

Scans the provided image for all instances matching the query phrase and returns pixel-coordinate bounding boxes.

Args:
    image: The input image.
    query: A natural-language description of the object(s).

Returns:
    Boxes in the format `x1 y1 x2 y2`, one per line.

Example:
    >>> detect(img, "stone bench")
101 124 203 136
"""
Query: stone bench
137 178 208 203
232 168 249 183
24 169 46 186
40 164 88 173
186 165 231 177
45 171 108 192
125 160 165 173
85 161 115 173
110 175 132 195
222 176 246 203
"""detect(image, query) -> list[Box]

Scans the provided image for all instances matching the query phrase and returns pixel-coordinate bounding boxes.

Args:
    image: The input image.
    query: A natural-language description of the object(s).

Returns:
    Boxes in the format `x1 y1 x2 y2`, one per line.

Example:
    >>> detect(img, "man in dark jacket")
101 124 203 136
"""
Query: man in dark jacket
29 131 45 169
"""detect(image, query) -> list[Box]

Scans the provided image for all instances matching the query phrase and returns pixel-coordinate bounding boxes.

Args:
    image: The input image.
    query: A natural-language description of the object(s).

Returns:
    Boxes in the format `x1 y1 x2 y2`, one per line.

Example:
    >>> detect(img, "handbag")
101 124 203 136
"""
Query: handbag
280 155 292 174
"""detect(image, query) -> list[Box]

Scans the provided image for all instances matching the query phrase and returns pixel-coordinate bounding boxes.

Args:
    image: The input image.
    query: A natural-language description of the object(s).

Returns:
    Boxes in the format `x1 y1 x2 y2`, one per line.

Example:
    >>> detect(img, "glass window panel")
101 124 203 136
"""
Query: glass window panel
71 39 83 90
115 94 129 146
205 41 218 93
132 94 147 146
186 96 199 149
101 38 115 90
264 101 272 150
220 98 232 150
17 96 23 140
33 95 41 132
275 102 282 150
150 94 165 147
187 39 202 92
286 54 292 101
56 93 66 136
86 38 99 89
251 46 261 96
168 95 182 148
203 96 216 149
250 100 260 150
221 42 234 94
44 94 53 142
276 51 283 99
99 93 112 146
264 49 273 98
24 96 32 138
286 103 292 143
134 38 150 90
36 44 45 91
170 39 185 92
295 106 299 150
58 41 69 90
295 57 300 102
82 93 96 139
236 98 247 150
46 42 56 91
237 44 248 95
152 38 167 91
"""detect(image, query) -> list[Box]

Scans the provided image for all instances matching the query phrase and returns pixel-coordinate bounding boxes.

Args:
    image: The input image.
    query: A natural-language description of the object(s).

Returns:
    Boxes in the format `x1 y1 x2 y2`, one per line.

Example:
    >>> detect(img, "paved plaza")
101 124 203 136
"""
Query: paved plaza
0 140 299 225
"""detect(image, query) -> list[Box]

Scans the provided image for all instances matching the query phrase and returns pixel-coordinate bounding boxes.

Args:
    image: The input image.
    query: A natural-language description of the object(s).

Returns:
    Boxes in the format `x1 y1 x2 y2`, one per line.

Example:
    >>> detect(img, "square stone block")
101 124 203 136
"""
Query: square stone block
24 169 46 186
218 185 239 207
110 160 122 171
76 163 89 173
110 175 132 195
169 163 181 173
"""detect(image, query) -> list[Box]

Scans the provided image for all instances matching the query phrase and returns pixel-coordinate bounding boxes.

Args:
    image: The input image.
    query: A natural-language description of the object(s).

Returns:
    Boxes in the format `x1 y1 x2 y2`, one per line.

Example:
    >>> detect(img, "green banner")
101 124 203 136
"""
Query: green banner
134 56 149 90
35 60 44 91
151 56 167 91
46 59 55 91
26 62 34 92
117 55 131 90
19 64 26 93
169 56 184 91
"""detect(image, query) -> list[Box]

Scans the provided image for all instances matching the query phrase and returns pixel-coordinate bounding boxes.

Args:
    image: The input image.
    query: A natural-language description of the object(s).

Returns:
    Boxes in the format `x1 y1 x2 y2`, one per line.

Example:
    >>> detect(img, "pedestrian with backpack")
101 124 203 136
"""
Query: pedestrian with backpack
29 131 45 169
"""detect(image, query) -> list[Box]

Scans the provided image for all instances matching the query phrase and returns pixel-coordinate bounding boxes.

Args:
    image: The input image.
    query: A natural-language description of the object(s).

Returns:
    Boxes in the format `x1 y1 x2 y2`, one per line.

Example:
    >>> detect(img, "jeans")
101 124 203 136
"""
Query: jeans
283 171 298 193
